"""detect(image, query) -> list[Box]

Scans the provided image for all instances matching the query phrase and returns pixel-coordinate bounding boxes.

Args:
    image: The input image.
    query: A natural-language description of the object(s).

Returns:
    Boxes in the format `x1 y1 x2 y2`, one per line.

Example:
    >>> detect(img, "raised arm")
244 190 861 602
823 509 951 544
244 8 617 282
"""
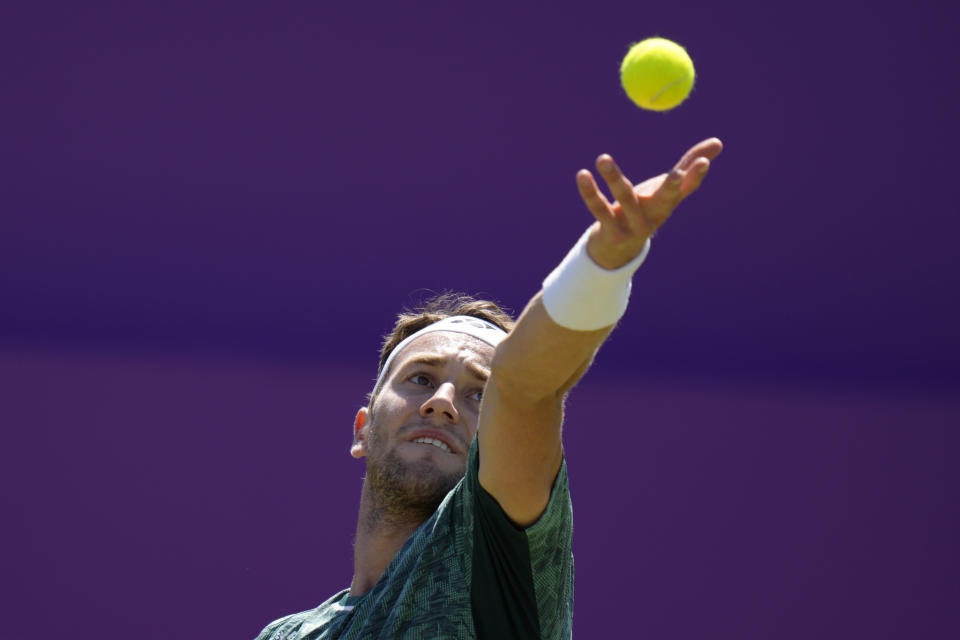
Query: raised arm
477 138 723 527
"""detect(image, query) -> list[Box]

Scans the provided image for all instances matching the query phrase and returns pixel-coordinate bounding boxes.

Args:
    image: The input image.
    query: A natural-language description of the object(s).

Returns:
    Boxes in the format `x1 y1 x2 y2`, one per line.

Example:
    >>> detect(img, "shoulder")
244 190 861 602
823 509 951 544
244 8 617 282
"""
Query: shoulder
253 590 350 640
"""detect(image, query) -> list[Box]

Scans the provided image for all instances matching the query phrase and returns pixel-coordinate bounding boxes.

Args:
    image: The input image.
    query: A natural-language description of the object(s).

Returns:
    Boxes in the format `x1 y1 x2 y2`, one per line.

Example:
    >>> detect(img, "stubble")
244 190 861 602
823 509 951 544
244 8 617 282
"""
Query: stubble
364 425 464 528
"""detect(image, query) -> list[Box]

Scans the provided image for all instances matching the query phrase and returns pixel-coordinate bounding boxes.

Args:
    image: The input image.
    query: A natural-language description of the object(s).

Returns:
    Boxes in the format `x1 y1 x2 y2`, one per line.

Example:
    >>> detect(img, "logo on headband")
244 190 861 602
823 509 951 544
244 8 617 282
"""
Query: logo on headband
445 317 501 332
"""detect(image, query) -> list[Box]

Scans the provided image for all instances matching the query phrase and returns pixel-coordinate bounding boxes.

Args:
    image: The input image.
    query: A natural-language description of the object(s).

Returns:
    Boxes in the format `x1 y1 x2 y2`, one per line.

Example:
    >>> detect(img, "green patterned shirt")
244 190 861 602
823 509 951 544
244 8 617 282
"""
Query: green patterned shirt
254 434 573 639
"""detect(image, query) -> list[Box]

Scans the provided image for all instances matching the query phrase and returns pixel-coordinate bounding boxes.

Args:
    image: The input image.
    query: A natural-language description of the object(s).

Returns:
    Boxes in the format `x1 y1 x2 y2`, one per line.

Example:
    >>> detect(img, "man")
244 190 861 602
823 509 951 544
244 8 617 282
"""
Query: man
255 138 723 639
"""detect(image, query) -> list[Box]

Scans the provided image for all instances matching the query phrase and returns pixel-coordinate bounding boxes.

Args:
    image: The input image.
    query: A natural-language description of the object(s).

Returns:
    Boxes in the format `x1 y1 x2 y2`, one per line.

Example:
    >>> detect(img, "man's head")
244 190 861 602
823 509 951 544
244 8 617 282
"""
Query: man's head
350 293 515 521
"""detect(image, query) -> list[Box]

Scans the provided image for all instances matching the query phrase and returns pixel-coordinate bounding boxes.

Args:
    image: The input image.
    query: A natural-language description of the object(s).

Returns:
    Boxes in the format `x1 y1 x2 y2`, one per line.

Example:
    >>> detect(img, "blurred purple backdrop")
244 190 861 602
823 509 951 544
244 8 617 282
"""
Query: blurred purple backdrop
2 1 958 638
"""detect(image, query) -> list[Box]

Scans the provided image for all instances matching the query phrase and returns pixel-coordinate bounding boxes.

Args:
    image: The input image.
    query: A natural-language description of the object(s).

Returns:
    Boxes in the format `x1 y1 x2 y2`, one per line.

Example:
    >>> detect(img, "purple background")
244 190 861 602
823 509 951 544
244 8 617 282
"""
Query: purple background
2 1 958 638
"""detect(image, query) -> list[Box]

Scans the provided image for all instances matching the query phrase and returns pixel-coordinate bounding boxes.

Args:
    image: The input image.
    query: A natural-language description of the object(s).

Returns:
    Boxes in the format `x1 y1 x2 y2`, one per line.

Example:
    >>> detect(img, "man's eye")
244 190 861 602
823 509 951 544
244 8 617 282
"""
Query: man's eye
469 390 483 402
411 374 431 386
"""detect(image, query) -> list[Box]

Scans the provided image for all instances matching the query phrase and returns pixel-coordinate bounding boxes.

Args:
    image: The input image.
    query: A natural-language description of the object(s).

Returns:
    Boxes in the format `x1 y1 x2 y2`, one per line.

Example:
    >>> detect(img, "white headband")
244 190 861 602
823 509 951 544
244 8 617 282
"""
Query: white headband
373 315 508 394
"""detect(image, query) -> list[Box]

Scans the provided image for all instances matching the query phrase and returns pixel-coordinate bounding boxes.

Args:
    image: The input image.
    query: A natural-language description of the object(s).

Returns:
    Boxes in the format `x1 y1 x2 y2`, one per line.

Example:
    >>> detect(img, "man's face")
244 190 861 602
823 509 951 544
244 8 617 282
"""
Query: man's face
351 331 494 517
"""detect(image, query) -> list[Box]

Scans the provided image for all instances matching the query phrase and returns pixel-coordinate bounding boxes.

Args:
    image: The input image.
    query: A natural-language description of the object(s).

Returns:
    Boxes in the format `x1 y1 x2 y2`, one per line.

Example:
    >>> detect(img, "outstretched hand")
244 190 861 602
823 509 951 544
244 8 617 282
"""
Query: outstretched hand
577 137 723 269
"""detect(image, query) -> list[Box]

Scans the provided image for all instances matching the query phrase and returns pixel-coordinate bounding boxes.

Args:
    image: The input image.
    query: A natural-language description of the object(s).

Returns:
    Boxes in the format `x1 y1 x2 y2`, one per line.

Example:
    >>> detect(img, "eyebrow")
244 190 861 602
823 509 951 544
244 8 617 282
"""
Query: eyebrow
401 355 490 382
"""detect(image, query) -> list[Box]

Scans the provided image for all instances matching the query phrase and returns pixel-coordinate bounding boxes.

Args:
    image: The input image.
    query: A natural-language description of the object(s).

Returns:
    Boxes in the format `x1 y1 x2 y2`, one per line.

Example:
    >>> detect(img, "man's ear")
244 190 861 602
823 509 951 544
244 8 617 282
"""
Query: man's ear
350 407 370 459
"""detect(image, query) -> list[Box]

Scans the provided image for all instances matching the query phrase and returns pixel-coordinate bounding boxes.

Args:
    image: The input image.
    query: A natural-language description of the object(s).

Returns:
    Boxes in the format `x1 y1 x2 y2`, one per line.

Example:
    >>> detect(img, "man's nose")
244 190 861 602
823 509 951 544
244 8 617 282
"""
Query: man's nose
420 382 459 423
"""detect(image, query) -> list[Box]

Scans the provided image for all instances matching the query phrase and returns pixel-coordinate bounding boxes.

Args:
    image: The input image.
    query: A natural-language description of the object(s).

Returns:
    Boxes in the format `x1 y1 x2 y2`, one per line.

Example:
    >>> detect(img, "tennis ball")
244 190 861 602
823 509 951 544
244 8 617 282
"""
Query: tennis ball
619 37 695 111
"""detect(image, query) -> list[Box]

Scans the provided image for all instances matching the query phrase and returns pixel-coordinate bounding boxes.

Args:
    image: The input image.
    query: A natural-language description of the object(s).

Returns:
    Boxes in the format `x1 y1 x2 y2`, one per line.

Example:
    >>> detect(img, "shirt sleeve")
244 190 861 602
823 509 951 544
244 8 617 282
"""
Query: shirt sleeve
467 434 574 640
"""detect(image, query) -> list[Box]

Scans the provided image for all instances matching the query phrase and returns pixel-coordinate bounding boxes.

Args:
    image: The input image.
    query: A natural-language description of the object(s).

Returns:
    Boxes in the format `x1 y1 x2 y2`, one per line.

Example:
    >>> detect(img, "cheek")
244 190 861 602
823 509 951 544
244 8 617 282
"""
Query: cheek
367 398 411 441
374 387 413 413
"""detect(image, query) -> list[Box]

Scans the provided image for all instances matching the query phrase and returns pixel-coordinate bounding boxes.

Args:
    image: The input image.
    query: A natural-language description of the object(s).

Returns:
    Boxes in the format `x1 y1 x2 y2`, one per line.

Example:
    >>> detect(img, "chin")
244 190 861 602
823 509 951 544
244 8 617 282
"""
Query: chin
369 449 463 516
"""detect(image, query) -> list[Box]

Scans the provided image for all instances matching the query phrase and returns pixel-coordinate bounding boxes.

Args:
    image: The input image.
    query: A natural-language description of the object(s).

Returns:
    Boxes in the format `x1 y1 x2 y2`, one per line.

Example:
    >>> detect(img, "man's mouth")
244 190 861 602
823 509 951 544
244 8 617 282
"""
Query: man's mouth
411 437 453 454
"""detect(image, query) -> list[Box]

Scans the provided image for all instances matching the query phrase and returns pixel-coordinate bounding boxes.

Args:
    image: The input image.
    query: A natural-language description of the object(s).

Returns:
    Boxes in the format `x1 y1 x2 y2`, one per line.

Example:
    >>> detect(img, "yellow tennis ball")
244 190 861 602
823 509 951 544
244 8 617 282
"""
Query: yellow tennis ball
619 37 695 111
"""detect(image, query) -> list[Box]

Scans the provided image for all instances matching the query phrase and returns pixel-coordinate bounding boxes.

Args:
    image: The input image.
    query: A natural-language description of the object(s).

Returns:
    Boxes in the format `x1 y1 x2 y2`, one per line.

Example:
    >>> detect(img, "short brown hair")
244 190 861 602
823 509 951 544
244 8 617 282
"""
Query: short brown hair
368 292 515 404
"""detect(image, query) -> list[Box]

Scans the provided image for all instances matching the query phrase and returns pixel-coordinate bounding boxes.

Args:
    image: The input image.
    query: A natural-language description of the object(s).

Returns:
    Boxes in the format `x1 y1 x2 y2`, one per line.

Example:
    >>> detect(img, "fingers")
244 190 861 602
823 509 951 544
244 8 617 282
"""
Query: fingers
663 167 684 198
576 169 615 226
579 139 721 227
673 137 723 174
678 157 711 199
596 154 639 211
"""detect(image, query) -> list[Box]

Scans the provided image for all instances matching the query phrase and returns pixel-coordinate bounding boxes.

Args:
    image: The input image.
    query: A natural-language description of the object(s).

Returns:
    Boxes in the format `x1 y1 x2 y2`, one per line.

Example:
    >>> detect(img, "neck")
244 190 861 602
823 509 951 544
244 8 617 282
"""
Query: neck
349 479 428 597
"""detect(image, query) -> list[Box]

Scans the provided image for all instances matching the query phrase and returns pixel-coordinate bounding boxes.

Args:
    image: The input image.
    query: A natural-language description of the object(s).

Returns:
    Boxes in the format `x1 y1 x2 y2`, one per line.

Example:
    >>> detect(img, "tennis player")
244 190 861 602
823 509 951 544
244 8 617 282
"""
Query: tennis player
255 137 723 639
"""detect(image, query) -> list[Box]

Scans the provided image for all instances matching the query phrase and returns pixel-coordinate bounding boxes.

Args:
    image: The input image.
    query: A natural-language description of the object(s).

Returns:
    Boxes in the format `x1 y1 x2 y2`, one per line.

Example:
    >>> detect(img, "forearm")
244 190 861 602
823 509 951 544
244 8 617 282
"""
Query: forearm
490 293 612 403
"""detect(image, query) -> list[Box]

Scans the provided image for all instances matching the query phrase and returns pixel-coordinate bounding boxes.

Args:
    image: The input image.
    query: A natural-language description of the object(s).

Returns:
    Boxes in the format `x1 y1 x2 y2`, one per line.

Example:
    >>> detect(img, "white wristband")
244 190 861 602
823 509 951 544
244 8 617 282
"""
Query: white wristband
541 227 651 331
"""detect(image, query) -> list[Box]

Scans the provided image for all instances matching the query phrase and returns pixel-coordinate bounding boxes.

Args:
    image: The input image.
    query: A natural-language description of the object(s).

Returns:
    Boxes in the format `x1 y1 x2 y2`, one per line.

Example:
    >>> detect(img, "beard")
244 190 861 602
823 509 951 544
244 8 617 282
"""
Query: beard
364 426 464 525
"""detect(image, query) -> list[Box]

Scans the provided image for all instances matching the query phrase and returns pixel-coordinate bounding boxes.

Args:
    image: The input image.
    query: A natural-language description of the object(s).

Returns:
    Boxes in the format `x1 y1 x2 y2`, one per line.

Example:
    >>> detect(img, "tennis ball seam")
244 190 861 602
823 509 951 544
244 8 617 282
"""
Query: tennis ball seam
650 75 692 104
